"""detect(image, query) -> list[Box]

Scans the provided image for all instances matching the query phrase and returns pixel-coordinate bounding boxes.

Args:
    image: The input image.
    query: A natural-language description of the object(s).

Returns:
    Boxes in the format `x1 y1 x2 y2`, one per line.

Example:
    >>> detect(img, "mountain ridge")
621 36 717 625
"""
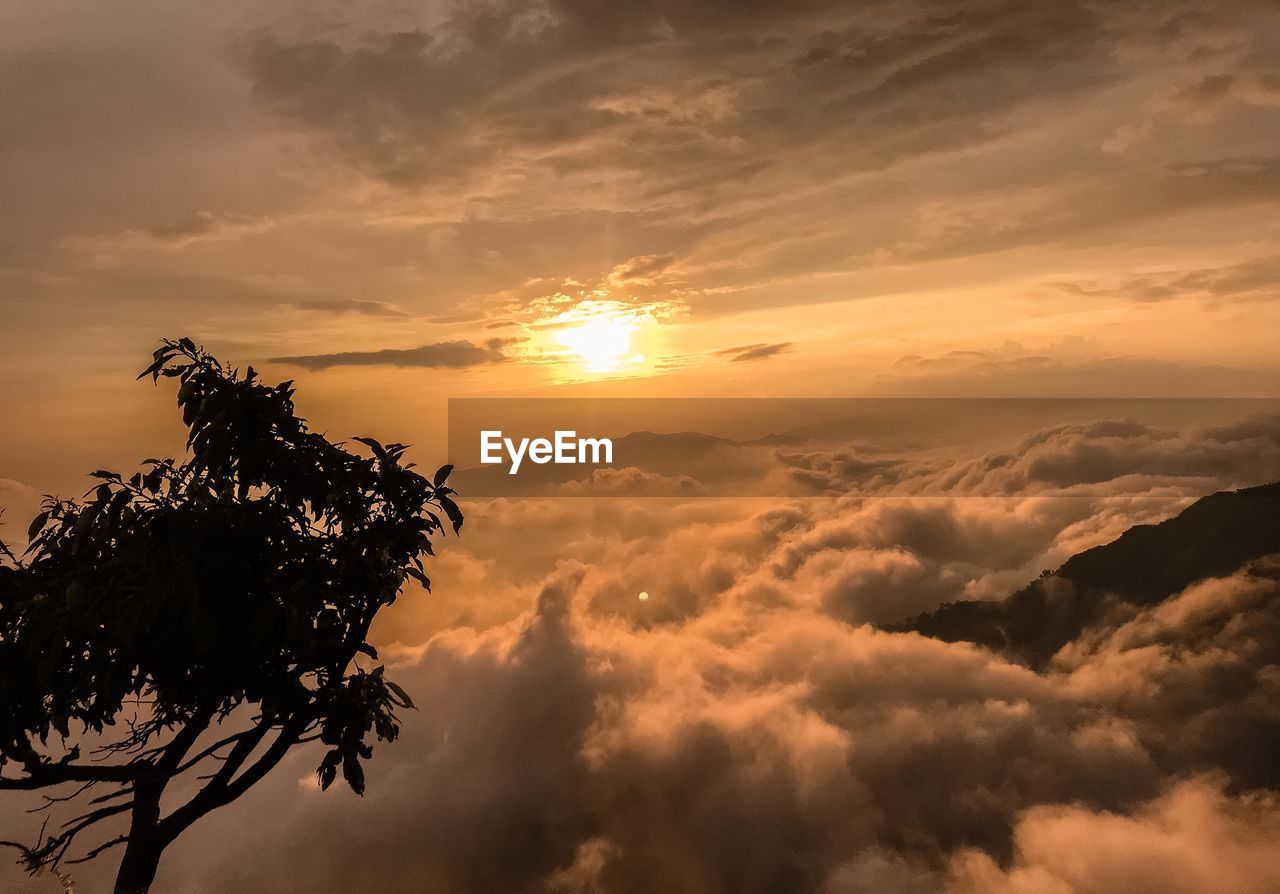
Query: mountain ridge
891 480 1280 668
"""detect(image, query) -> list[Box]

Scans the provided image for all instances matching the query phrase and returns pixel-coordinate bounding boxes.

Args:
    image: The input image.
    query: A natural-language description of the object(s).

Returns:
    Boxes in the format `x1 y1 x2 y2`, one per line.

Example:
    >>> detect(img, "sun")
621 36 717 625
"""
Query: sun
555 314 643 373
531 295 671 376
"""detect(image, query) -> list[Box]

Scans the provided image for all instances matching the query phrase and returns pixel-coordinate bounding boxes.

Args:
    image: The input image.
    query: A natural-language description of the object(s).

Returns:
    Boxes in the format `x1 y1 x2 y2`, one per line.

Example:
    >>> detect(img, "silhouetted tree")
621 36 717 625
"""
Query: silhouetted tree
0 339 462 893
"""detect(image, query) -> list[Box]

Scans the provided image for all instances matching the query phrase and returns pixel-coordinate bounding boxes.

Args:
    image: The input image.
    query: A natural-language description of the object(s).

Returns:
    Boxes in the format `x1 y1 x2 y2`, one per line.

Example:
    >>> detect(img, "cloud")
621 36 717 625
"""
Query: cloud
10 411 1280 893
230 0 1280 323
64 212 282 259
4 0 1280 384
435 410 1280 636
287 298 407 316
0 478 40 550
947 777 1280 894
932 416 1280 495
5 2 1280 878
714 342 792 362
1104 54 1280 154
269 338 516 369
163 552 1280 894
881 342 1280 396
0 478 37 504
236 1 1149 195
1052 559 1280 788
1049 255 1280 304
138 211 276 246
606 254 677 286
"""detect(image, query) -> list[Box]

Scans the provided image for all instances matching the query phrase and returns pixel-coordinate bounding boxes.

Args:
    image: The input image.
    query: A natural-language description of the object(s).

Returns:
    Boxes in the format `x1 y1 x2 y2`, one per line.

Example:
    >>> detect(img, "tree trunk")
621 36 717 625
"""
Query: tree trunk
113 836 162 894
113 783 166 894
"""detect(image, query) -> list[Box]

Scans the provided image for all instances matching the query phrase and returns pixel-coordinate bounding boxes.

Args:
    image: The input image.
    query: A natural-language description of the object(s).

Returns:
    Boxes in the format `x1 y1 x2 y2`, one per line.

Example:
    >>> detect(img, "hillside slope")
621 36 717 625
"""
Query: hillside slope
893 480 1280 667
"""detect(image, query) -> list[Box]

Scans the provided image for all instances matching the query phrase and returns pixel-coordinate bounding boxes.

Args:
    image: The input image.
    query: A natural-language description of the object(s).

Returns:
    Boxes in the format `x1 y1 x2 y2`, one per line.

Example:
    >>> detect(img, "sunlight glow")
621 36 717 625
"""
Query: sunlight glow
557 315 637 372
530 294 678 378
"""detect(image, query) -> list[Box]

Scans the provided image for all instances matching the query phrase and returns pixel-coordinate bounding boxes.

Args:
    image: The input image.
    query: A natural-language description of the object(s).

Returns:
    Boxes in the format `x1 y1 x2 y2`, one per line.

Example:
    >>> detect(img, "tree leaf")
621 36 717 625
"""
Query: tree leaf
386 679 415 709
26 511 48 541
352 437 387 460
342 750 366 796
437 494 464 534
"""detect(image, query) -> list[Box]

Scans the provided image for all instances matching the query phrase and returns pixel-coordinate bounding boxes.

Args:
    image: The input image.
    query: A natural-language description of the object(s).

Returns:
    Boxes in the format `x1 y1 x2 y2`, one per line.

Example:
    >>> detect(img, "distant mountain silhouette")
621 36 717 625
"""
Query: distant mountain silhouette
892 480 1280 668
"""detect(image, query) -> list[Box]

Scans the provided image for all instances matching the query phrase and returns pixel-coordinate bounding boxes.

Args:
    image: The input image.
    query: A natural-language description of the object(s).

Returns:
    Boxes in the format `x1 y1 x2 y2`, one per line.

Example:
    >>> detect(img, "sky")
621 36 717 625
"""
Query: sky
3 0 1280 491
2 1 1280 892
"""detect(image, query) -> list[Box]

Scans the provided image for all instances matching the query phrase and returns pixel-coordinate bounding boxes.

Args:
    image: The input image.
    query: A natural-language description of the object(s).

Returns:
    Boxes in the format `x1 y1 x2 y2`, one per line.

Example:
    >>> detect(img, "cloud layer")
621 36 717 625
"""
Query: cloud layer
149 553 1280 894
270 338 516 369
7 411 1276 893
3 0 1279 402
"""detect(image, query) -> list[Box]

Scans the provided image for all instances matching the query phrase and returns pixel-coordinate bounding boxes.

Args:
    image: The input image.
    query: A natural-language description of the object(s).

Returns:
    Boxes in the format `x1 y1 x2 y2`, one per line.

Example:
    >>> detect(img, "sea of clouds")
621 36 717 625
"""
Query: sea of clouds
5 413 1280 893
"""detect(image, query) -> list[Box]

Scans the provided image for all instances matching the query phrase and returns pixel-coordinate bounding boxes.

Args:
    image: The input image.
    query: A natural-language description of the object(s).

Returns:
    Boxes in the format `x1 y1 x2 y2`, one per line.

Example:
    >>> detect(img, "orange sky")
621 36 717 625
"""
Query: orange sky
2 0 1280 554
4 4 1280 893
3 2 1280 505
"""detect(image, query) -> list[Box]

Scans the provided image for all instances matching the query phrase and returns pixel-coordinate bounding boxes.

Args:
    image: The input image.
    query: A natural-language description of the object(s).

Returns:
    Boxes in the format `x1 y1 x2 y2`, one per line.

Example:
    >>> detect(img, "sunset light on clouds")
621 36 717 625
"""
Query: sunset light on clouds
4 0 1279 445
2 2 1280 892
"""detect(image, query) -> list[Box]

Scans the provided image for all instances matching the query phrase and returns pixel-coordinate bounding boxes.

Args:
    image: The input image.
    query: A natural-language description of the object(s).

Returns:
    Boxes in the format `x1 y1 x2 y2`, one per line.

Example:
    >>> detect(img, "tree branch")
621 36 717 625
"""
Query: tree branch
66 834 127 865
28 781 96 812
172 725 261 776
153 708 215 775
1 800 132 873
160 718 306 842
0 764 137 789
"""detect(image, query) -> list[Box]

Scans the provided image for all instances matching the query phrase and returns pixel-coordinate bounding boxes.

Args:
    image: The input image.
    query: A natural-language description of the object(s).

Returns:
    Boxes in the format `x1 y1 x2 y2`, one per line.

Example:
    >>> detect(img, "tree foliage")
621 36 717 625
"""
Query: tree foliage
0 338 460 891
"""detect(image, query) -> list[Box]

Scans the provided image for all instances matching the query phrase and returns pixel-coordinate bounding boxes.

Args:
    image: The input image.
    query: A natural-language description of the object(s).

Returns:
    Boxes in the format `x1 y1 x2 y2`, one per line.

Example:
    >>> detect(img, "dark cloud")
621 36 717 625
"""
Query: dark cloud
1173 73 1237 106
234 0 1280 315
1049 255 1280 304
237 1 1138 194
862 157 1280 271
269 338 515 370
714 342 792 362
1104 53 1280 153
140 210 273 244
287 298 407 316
607 254 677 285
4 0 1278 370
